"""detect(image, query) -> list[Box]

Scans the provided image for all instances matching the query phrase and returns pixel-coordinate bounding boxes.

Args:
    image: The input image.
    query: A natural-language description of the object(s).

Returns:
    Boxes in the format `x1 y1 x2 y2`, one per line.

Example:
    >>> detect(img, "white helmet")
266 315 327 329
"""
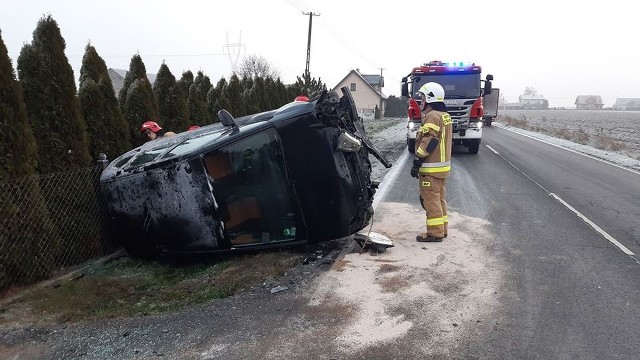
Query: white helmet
417 82 445 104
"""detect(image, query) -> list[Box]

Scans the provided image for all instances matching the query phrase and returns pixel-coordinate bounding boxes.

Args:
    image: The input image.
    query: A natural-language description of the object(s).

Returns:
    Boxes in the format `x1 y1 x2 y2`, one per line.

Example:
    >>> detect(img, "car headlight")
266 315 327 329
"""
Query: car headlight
469 121 483 129
337 131 362 152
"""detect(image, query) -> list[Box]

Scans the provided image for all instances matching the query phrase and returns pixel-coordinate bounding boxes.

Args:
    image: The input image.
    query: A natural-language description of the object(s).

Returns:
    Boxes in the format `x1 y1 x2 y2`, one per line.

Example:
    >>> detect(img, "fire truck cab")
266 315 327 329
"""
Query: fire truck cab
401 61 493 154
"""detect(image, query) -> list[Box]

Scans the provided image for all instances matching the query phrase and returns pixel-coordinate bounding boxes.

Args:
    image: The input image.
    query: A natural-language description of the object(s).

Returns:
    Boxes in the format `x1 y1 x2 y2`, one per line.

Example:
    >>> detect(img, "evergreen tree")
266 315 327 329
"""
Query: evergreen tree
383 95 408 118
0 29 64 289
118 54 158 113
245 76 266 114
188 71 212 125
154 63 189 132
225 74 244 117
0 30 37 179
125 78 160 147
177 70 194 98
17 15 91 173
206 86 220 123
79 43 131 160
292 72 326 99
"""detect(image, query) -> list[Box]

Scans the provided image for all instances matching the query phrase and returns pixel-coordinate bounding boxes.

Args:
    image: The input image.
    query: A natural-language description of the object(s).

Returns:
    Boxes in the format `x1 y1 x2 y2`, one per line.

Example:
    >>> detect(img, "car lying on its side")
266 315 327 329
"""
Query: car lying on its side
100 88 391 256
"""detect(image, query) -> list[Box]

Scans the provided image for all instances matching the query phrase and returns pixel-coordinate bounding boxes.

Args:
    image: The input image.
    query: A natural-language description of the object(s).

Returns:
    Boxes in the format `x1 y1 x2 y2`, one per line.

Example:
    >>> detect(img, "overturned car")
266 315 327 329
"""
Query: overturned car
100 88 391 256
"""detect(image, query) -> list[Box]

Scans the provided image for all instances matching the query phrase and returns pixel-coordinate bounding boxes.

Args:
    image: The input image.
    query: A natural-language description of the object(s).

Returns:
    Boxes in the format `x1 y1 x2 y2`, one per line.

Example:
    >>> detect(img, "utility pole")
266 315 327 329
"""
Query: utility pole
303 11 320 82
378 67 385 119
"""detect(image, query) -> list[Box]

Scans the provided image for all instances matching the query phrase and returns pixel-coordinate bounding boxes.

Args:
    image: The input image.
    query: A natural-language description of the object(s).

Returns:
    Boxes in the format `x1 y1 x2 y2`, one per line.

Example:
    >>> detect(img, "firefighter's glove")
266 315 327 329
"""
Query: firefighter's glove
410 157 422 178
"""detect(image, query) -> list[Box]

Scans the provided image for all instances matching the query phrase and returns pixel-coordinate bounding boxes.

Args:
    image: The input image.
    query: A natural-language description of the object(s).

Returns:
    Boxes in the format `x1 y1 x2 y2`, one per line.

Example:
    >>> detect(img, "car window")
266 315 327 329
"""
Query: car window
203 128 298 246
161 131 223 160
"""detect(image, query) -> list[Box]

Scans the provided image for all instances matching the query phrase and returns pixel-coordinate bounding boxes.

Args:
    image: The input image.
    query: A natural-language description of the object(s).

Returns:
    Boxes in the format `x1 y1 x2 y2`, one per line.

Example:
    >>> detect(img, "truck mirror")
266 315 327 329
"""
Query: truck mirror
486 74 494 81
401 82 409 97
483 80 492 96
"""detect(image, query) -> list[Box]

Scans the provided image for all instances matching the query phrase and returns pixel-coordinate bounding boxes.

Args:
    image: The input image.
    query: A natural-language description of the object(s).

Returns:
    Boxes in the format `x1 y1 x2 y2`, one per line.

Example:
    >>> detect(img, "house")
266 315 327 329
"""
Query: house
108 68 157 98
518 94 548 109
332 69 387 120
575 95 603 110
612 98 640 111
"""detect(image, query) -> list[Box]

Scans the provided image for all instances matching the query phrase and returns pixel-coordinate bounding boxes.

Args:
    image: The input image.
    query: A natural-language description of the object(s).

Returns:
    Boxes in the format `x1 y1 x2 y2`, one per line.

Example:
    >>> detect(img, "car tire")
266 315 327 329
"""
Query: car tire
485 118 492 127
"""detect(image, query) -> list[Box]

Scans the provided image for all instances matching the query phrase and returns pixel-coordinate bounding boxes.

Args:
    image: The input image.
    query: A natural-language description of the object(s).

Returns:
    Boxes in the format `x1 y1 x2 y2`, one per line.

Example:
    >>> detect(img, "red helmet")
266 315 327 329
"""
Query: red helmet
187 125 200 131
140 121 162 133
294 95 309 102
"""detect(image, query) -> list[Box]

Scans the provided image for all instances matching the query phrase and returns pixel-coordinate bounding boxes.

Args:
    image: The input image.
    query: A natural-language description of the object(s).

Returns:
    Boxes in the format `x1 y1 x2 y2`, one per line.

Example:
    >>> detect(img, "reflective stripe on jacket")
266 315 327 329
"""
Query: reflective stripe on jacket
415 109 453 178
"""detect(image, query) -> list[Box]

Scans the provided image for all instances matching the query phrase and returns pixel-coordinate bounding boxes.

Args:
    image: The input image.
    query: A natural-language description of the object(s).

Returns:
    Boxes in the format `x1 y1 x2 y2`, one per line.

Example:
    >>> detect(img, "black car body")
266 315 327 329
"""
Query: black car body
100 88 391 256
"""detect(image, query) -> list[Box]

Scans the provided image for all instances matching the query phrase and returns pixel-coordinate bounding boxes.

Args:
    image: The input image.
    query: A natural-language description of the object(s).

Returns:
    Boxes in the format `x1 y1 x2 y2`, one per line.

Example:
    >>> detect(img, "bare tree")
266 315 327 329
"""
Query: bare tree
524 86 538 96
236 54 280 80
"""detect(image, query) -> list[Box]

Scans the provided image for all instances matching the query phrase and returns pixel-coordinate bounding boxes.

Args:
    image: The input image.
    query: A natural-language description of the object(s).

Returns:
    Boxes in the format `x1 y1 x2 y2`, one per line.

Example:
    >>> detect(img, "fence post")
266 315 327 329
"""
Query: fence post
96 153 109 171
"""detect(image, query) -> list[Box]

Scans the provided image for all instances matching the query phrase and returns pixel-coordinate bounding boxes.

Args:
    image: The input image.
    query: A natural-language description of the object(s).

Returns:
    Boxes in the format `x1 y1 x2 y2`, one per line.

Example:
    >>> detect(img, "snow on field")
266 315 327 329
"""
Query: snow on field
499 109 640 158
493 122 640 172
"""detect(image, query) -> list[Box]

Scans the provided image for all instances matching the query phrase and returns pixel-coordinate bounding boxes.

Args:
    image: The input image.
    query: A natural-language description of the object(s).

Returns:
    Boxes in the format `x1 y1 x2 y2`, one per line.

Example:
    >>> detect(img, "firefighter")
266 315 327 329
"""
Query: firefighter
140 121 176 141
410 82 453 242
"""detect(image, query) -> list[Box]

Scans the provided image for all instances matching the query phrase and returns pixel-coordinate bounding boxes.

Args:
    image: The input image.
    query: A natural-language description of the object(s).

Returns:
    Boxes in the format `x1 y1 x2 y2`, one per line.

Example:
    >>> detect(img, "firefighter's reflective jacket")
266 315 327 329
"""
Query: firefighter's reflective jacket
414 109 453 178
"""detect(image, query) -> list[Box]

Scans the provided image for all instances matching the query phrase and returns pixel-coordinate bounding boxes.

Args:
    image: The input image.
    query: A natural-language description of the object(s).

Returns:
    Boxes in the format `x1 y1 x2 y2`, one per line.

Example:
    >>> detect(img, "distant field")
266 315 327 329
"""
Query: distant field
497 110 640 159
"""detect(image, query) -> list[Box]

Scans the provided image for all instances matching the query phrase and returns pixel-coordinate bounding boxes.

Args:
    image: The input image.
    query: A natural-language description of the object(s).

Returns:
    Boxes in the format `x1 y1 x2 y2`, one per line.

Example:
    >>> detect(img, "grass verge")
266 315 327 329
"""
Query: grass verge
0 250 302 325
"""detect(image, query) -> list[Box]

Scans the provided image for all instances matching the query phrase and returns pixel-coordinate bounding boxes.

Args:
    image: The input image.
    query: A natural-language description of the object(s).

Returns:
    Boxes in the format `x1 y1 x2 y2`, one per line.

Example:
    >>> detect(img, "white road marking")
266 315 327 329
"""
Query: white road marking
550 193 635 256
372 151 410 210
491 143 637 259
485 144 499 154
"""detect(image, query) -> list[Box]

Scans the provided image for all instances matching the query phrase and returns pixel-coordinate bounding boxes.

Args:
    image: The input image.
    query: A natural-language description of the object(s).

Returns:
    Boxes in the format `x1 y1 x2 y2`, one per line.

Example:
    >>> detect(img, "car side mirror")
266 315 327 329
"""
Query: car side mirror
483 80 492 96
218 109 238 129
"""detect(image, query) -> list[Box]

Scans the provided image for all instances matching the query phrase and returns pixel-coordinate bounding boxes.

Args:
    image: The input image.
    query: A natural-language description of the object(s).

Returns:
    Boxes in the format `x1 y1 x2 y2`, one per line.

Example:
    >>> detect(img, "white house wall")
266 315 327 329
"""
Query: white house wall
334 73 381 114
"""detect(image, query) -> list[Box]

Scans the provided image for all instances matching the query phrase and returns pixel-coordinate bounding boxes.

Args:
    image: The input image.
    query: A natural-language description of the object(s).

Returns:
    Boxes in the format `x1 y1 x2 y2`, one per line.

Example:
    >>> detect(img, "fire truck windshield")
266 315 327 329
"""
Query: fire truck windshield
412 73 481 99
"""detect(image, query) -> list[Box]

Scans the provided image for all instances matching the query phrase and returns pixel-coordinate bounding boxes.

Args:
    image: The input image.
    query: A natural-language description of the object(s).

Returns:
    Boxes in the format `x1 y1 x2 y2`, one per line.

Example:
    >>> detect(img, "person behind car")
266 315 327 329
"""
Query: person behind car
140 121 176 141
410 82 452 242
294 95 309 102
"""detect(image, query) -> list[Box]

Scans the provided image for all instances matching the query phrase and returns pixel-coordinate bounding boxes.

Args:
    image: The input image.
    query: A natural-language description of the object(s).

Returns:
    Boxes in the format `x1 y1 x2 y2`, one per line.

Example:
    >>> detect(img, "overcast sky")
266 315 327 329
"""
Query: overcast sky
1 0 637 108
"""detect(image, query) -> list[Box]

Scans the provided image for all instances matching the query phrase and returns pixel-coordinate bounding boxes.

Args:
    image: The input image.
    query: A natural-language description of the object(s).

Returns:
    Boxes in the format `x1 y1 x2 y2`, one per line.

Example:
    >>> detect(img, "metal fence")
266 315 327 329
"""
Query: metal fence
0 161 119 293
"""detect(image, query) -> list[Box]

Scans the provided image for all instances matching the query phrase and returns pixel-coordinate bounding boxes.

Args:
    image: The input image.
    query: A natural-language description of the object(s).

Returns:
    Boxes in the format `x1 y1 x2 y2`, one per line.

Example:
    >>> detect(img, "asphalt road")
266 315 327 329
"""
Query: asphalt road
380 126 640 358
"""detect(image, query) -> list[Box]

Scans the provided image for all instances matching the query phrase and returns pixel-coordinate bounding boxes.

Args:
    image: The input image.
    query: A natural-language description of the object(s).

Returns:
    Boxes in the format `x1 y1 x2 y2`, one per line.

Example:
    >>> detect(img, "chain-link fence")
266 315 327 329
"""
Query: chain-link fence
0 161 119 293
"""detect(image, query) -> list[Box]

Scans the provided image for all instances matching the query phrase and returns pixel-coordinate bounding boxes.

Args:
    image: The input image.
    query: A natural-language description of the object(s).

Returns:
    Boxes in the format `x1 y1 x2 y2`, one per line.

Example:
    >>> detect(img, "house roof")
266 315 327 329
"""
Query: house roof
333 69 387 99
613 98 640 105
519 94 545 100
108 68 157 83
361 74 384 88
575 95 603 104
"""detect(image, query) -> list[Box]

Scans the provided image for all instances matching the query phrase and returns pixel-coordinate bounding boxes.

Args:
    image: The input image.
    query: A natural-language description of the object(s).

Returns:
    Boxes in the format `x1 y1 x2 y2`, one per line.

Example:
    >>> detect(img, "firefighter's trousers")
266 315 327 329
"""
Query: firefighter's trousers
418 174 448 238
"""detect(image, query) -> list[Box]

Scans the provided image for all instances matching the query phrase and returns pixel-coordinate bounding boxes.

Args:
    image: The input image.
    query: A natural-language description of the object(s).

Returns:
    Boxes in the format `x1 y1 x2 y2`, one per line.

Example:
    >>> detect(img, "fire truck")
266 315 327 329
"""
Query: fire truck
401 61 493 154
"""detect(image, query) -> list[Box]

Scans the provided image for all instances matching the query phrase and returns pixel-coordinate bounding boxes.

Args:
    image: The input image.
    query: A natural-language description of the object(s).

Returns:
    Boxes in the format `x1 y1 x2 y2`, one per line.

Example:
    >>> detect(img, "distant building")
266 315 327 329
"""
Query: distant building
575 95 603 110
518 94 548 109
333 69 386 120
108 68 157 99
612 98 640 111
